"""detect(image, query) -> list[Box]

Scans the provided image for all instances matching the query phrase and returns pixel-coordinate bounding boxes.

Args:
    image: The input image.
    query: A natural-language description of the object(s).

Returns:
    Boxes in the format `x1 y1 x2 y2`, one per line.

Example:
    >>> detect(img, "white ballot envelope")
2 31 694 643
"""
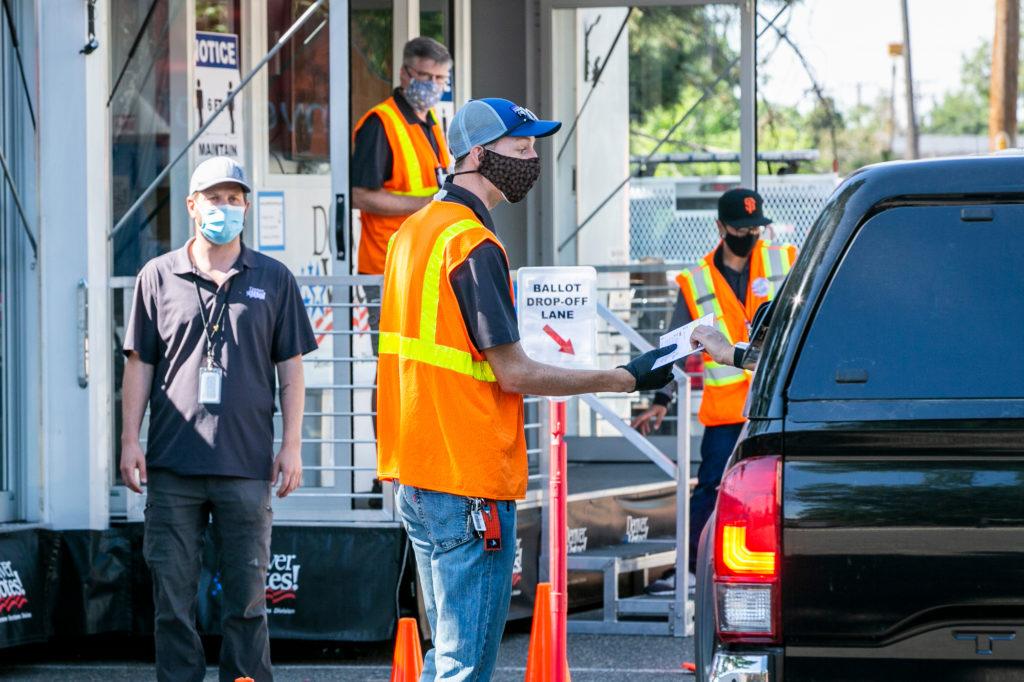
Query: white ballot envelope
651 313 716 369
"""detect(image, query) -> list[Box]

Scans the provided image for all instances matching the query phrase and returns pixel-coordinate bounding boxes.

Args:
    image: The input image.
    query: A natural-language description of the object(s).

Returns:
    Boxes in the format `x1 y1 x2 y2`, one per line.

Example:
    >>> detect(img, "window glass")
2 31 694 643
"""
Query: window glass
267 0 330 174
110 0 185 276
0 3 11 506
350 1 393 138
0 0 35 520
789 204 1024 400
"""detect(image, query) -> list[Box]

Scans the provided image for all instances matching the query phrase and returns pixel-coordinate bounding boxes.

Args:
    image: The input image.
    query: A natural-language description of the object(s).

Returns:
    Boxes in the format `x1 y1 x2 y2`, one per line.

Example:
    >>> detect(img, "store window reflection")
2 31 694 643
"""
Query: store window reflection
419 1 453 129
109 0 182 276
267 0 330 174
350 1 393 136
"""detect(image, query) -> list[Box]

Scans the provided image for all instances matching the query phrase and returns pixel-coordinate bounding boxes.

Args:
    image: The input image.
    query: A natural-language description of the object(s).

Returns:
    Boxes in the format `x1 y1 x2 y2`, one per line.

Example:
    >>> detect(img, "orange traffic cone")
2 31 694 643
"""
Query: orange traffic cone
524 582 570 681
390 616 424 682
234 678 254 682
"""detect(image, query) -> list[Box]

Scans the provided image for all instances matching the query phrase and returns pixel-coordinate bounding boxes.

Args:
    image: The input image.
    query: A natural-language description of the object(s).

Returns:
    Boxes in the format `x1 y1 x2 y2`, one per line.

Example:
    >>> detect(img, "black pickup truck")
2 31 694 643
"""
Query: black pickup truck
694 154 1024 682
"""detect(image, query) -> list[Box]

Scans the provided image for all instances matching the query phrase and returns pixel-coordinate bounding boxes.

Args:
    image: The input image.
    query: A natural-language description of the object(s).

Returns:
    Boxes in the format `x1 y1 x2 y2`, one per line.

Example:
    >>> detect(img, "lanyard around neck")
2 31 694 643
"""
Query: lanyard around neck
194 277 231 366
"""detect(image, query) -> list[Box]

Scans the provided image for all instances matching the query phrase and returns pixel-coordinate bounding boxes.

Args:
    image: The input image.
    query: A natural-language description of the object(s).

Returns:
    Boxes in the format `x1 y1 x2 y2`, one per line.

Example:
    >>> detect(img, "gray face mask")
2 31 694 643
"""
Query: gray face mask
404 77 442 111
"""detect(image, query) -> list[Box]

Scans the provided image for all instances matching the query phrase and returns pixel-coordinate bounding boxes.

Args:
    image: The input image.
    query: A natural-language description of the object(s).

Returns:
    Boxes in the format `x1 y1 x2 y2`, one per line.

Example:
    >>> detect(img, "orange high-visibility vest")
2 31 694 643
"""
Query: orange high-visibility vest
376 199 527 500
676 240 796 427
352 97 451 275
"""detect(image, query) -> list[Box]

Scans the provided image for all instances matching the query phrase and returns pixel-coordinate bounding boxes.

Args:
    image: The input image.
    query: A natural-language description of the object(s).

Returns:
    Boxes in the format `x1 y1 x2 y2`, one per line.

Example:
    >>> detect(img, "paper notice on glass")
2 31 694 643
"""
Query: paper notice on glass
651 313 716 369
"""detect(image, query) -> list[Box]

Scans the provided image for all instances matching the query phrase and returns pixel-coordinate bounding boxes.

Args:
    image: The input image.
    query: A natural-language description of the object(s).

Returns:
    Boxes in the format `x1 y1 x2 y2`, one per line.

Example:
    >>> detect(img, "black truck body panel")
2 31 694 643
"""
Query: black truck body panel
722 155 1024 679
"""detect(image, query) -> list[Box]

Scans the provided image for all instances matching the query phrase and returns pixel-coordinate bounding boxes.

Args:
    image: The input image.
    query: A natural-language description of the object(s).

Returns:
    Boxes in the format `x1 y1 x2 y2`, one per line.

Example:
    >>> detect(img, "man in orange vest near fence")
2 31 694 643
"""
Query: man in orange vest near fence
352 36 453 331
632 188 796 592
377 98 676 681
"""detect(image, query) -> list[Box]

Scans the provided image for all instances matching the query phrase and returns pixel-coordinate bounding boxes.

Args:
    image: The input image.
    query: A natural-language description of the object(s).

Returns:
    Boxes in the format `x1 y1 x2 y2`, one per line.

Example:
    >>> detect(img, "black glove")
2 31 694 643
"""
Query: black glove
619 344 677 392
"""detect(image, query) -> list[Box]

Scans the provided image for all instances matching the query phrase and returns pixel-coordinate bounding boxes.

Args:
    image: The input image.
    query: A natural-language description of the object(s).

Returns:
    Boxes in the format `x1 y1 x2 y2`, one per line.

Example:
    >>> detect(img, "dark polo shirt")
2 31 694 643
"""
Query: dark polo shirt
124 239 318 480
441 181 521 351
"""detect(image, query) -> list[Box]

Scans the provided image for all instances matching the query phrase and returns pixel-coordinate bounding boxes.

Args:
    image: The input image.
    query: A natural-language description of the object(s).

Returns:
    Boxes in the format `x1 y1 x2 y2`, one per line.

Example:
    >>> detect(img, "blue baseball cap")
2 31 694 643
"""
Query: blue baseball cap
448 98 562 159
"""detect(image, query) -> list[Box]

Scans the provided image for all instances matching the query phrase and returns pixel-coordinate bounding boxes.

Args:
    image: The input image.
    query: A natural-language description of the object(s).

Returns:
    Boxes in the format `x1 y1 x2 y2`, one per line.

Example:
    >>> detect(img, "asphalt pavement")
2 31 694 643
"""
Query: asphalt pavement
1 629 696 681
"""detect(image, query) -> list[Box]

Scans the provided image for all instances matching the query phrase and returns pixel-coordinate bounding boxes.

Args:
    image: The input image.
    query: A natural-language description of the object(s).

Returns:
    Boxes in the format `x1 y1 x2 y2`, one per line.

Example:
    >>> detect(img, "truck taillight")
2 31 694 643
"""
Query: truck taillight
713 455 781 643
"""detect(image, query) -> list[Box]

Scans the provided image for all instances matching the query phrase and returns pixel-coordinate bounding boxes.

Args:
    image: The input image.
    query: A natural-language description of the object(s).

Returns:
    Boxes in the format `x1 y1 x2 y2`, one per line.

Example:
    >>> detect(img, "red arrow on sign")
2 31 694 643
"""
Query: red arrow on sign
543 325 575 354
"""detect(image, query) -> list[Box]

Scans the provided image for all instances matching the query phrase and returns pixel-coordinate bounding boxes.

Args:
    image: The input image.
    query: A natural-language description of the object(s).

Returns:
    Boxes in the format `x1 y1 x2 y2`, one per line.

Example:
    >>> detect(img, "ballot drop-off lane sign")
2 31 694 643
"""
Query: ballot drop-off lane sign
517 266 597 370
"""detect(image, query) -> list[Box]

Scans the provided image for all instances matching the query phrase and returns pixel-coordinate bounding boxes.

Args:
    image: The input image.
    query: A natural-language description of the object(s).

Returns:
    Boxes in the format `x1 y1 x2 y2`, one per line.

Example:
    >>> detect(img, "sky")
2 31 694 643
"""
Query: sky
754 0 997 118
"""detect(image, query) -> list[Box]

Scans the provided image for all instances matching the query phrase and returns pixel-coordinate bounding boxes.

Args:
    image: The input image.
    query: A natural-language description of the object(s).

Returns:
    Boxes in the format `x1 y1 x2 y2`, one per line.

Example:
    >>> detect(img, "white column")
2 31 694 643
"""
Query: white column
37 0 112 529
392 0 421 87
739 0 757 189
452 0 472 106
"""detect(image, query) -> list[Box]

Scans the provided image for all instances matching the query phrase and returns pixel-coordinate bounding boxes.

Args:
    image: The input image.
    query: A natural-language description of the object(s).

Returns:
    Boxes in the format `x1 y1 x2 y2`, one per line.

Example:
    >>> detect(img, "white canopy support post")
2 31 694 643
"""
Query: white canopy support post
740 0 757 189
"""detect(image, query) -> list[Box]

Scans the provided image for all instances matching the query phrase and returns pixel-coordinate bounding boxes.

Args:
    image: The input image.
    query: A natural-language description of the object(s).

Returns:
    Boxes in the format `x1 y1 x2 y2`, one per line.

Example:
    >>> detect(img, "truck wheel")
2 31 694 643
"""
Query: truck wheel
694 517 717 682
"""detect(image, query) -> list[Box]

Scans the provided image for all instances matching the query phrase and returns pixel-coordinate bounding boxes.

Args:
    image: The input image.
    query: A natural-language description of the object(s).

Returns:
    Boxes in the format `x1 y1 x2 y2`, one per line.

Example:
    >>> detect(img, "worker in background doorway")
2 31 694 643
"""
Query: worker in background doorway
377 98 677 680
351 36 453 328
632 188 796 594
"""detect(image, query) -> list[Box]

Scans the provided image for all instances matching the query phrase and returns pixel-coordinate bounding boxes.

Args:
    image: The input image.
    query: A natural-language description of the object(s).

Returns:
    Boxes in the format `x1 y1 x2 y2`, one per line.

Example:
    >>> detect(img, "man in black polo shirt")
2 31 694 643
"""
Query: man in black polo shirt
120 156 318 682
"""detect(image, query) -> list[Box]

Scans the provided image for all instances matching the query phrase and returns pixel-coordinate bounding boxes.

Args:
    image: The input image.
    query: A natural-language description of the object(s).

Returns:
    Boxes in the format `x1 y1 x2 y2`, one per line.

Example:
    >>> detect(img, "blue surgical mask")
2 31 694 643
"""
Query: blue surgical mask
199 204 245 245
404 77 442 111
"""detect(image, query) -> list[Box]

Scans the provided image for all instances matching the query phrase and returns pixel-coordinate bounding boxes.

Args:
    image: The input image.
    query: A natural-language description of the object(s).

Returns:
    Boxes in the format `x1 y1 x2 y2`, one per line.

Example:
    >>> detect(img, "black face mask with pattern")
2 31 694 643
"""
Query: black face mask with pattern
454 149 541 203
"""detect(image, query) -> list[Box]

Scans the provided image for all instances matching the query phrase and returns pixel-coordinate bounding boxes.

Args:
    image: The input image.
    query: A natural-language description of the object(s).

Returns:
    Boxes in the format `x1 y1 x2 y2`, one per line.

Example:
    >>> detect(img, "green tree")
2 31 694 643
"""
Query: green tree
922 41 990 135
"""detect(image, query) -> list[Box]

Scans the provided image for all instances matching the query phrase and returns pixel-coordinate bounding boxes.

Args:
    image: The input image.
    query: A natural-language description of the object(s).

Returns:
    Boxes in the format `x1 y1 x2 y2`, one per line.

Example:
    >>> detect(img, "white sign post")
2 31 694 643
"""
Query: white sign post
517 266 598 371
517 266 598 681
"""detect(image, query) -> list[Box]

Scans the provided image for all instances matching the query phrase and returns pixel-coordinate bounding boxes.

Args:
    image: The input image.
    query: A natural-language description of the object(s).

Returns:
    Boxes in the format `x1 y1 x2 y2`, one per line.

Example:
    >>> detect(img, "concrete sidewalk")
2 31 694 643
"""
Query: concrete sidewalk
1 631 695 681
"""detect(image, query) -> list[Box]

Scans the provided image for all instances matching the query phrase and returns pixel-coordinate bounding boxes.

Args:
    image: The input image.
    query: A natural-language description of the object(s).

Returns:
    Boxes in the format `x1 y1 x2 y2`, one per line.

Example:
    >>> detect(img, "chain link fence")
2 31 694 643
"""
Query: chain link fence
628 174 838 263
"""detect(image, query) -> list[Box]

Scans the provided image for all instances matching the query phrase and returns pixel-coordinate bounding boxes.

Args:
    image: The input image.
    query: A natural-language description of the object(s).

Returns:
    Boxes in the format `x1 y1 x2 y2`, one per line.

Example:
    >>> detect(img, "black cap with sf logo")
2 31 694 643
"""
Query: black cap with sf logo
718 188 773 229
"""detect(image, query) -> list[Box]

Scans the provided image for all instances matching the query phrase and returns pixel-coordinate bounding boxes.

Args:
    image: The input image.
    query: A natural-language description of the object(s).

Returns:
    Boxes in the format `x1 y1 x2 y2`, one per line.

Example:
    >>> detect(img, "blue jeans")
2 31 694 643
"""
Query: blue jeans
689 423 744 571
396 484 518 682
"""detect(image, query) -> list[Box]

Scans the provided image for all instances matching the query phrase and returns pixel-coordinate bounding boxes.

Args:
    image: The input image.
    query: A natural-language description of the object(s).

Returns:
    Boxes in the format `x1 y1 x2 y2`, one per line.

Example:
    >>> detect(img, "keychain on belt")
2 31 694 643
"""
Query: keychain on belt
471 498 502 551
195 279 229 405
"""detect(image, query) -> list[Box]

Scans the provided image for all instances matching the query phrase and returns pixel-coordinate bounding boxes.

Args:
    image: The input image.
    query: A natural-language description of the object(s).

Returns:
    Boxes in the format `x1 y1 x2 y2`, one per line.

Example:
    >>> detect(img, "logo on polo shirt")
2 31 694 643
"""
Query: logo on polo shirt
246 286 266 300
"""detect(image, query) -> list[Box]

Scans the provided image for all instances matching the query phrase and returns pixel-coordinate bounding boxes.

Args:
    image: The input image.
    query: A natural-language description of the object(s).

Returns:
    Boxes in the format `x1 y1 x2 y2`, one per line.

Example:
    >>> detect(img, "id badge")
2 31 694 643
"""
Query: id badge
471 507 487 535
198 366 223 404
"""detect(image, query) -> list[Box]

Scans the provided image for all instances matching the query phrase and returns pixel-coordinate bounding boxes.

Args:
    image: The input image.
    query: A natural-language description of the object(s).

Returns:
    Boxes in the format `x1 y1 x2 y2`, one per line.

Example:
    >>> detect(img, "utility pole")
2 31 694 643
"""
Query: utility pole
989 0 1019 150
887 43 903 159
900 0 919 159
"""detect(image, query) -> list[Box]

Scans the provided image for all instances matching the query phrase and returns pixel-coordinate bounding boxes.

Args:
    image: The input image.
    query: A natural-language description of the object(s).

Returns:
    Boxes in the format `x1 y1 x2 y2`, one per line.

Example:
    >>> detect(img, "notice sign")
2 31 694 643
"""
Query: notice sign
194 32 245 164
517 266 598 370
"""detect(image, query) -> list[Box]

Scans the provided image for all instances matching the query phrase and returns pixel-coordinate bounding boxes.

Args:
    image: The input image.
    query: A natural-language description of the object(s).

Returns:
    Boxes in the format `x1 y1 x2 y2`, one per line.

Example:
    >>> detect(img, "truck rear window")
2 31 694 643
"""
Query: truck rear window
789 204 1024 400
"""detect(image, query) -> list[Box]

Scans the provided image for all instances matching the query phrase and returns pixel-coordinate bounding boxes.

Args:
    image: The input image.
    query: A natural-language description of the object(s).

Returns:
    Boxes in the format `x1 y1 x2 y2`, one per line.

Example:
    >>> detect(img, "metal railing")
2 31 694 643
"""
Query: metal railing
108 265 701 524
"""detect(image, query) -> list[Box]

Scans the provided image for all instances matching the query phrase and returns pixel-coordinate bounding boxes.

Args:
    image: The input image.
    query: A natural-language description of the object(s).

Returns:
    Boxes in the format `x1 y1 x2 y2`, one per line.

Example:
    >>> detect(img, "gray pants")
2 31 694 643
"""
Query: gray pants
144 470 274 682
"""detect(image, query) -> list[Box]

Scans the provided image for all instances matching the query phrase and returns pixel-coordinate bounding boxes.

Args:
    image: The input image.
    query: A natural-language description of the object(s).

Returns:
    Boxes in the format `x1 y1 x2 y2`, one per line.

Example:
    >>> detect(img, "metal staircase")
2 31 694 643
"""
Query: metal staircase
543 304 696 638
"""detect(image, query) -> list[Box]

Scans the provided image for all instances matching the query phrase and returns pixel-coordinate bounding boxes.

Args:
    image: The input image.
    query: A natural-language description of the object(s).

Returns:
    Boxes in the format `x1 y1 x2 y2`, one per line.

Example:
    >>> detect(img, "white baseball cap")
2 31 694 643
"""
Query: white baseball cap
189 156 252 194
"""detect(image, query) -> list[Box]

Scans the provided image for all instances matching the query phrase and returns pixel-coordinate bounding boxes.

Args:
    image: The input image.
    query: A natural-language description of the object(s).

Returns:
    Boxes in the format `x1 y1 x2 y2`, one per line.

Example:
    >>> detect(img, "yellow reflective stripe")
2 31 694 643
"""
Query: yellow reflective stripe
386 232 398 258
391 187 439 197
378 332 497 382
375 103 427 195
704 361 749 387
419 219 481 342
761 243 776 281
379 219 496 382
760 244 793 299
680 265 732 344
698 263 734 344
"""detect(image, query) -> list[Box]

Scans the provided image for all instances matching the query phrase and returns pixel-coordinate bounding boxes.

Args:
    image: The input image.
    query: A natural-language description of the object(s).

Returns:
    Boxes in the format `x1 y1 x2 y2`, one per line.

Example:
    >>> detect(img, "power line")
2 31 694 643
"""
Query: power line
557 3 793 254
